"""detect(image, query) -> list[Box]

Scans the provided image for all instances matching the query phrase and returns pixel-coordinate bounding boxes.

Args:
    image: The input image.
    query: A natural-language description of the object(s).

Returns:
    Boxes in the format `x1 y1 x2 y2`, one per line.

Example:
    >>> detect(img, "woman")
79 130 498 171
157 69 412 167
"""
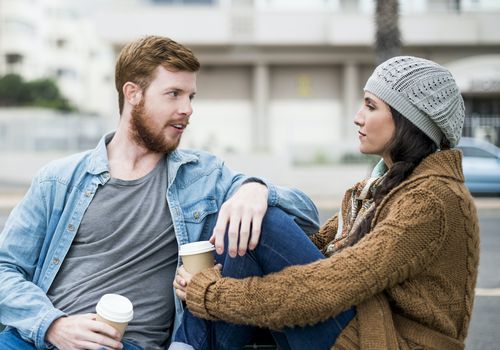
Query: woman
170 56 480 350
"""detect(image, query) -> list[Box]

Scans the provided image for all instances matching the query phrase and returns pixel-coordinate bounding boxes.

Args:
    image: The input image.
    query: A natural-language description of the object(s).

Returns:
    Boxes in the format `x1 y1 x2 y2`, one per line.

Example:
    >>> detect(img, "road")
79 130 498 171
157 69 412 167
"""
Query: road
0 204 499 349
465 211 500 350
318 208 500 350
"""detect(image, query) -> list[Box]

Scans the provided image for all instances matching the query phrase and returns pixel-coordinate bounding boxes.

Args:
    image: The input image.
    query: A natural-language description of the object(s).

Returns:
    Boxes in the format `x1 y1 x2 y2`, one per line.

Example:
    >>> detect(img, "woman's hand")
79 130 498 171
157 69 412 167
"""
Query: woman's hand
173 264 222 301
173 265 193 301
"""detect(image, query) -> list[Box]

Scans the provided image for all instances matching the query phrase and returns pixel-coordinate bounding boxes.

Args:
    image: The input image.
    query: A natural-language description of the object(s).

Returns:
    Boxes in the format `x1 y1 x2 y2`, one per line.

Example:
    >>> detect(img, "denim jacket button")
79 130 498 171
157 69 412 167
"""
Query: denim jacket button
193 212 200 220
53 258 60 265
85 191 92 197
67 224 75 232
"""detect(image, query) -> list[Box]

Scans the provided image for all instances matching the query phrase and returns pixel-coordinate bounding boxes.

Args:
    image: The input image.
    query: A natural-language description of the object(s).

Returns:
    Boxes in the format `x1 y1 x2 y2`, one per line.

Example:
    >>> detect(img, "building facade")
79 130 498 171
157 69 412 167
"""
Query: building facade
0 0 116 117
1 0 500 158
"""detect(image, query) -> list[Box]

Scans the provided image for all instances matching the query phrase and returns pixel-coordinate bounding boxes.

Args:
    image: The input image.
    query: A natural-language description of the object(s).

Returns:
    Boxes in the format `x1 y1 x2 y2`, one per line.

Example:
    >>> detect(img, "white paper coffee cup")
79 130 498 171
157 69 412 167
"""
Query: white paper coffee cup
179 241 216 274
96 294 133 337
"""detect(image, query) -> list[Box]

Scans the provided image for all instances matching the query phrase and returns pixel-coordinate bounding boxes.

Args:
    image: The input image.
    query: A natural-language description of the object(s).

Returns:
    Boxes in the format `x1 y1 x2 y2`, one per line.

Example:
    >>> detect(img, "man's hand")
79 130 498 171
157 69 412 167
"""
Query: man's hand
211 181 268 257
45 314 123 350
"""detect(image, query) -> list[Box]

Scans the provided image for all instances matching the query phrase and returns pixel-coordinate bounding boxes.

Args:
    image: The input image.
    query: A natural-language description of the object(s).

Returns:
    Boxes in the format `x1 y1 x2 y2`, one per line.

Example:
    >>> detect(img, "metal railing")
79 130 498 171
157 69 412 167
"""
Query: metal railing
463 114 500 146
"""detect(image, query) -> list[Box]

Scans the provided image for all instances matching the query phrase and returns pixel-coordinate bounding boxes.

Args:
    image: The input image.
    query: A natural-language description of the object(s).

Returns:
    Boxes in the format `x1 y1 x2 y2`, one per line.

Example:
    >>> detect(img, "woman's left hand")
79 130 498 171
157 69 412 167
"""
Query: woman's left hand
174 264 223 301
173 265 193 301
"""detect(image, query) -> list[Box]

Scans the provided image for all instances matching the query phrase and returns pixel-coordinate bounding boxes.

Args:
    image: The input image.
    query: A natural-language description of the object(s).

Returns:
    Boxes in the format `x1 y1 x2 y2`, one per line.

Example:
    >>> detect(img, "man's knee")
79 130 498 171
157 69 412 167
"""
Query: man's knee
262 207 296 234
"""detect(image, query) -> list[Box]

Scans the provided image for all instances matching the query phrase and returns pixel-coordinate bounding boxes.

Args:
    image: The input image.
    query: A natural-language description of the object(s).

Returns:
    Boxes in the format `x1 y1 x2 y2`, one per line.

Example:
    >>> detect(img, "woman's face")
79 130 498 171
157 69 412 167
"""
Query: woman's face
354 92 395 166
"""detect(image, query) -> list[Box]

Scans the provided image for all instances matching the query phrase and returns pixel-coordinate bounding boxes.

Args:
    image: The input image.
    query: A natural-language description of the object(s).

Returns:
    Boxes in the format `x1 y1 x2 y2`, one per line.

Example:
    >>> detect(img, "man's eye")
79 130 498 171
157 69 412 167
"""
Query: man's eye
366 104 375 111
167 91 179 97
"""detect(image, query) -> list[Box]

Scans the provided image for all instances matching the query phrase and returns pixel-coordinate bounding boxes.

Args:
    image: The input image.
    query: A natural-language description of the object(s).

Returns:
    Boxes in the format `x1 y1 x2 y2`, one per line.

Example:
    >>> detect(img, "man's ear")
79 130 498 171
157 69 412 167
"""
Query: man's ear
123 82 142 106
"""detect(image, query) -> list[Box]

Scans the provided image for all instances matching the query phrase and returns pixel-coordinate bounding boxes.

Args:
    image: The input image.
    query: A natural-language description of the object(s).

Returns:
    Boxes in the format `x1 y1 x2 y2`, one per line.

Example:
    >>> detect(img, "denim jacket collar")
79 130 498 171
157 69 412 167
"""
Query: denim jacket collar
167 149 199 187
86 132 200 185
86 133 112 176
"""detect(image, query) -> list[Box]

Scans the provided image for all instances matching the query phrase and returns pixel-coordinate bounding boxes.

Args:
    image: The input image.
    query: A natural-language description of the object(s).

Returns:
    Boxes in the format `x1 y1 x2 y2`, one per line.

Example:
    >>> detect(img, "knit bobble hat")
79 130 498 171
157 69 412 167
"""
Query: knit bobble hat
364 56 465 147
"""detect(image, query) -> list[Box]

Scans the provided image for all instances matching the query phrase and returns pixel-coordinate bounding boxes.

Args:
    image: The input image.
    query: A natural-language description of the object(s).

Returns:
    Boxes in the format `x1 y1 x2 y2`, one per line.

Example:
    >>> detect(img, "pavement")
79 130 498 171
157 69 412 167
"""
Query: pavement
2 188 500 213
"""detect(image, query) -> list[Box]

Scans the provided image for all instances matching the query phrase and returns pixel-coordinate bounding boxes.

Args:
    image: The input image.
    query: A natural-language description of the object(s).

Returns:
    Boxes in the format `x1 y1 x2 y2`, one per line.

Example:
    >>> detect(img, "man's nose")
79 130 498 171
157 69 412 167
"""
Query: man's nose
178 97 193 116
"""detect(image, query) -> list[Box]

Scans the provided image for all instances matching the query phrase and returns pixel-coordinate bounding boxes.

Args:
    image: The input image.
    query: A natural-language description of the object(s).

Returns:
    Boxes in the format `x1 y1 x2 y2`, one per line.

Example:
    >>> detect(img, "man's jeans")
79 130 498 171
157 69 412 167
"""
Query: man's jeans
173 207 356 350
0 328 144 350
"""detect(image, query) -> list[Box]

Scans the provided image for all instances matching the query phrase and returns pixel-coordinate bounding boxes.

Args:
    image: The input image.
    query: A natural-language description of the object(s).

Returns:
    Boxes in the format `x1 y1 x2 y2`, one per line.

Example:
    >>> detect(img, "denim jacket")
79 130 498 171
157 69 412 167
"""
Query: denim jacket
0 134 319 349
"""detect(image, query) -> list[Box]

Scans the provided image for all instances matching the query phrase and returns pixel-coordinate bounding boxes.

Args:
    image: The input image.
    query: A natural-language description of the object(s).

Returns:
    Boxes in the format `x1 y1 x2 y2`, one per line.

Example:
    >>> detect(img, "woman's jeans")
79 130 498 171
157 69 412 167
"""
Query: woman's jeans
0 328 144 350
173 207 356 350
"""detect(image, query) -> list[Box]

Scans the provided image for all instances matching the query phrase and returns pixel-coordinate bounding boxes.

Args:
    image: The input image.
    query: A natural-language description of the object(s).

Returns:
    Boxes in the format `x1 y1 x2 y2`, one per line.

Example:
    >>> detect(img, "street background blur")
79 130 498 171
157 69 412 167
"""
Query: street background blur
1 0 500 349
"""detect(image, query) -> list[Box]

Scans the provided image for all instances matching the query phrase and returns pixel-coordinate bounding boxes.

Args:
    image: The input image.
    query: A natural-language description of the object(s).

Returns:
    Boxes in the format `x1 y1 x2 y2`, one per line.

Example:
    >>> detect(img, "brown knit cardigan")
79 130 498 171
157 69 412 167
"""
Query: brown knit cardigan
186 149 480 350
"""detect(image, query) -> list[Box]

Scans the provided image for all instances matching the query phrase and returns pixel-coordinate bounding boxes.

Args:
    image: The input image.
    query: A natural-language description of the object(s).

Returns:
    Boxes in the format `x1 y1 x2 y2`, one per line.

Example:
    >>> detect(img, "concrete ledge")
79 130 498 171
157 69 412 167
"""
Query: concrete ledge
1 189 499 213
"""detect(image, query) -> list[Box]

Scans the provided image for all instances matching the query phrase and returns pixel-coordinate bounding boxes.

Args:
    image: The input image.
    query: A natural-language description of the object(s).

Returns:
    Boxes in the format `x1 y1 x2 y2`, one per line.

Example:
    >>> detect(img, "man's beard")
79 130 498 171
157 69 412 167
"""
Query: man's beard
129 99 181 154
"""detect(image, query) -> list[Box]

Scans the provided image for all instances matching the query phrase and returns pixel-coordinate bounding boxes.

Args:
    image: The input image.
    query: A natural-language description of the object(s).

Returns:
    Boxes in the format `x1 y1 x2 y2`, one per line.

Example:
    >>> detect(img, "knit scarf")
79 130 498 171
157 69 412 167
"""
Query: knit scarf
323 175 386 257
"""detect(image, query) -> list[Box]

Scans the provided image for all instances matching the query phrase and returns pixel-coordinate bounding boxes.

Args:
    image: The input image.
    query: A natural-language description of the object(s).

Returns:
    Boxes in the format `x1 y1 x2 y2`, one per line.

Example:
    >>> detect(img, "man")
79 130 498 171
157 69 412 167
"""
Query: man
0 36 319 350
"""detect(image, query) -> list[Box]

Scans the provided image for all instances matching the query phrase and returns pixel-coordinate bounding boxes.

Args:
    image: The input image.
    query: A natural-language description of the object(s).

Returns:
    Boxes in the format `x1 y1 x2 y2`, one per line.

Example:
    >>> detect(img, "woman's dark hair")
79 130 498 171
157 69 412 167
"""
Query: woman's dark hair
350 107 438 245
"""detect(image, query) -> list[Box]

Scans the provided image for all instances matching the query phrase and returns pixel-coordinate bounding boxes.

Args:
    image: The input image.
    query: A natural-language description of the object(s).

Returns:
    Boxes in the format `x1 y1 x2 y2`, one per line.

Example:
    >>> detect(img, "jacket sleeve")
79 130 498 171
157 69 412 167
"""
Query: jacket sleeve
0 175 65 349
186 189 447 330
217 162 320 235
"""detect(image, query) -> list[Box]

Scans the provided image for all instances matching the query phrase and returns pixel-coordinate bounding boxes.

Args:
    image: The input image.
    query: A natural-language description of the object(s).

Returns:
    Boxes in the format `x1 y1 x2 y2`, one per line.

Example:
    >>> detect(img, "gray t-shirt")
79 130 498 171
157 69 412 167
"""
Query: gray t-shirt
47 156 178 349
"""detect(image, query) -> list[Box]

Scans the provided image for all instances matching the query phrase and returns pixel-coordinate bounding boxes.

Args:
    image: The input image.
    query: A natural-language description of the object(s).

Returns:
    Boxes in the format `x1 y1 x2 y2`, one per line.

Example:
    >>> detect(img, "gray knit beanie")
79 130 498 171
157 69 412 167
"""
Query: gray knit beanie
364 56 465 147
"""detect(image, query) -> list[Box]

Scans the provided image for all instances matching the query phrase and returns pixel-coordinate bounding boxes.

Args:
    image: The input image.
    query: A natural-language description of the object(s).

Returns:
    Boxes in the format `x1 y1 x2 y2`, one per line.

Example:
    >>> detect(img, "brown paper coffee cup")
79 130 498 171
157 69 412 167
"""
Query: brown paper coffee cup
96 294 133 337
179 241 216 274
96 314 128 336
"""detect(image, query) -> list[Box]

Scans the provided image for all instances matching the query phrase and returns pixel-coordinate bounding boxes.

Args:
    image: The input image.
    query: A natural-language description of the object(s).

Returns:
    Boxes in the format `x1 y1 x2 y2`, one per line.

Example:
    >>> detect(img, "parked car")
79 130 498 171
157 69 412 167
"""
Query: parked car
456 137 500 194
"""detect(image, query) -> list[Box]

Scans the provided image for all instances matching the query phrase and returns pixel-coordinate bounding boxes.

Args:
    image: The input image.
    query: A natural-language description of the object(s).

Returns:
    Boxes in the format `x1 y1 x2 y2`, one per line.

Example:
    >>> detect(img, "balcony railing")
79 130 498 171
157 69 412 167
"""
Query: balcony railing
463 114 500 146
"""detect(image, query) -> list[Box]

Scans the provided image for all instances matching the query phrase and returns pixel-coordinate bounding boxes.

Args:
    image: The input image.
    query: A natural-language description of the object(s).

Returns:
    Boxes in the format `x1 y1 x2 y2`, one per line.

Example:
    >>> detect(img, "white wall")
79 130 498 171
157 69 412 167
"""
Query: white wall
180 100 253 153
269 100 344 157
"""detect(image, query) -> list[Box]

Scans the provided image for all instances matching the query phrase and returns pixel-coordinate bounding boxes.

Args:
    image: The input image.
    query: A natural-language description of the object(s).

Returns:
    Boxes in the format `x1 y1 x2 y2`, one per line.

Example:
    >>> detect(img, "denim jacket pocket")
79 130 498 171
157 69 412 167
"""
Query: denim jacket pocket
182 198 218 224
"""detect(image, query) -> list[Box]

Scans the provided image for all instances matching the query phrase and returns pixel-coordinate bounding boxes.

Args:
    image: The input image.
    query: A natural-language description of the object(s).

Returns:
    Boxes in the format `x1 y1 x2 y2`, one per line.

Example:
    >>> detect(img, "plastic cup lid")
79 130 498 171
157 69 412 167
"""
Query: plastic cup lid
96 294 134 323
178 241 215 256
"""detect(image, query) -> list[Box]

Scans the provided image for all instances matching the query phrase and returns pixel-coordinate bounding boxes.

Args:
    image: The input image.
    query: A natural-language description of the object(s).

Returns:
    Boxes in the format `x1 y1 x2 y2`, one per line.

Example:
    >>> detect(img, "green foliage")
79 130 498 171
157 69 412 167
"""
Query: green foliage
0 74 76 112
313 150 330 164
294 150 378 166
0 74 30 105
340 152 378 164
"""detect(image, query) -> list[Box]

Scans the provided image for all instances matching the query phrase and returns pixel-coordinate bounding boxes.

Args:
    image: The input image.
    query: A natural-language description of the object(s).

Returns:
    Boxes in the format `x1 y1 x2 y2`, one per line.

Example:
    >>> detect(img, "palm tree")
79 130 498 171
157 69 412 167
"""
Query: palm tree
375 0 401 64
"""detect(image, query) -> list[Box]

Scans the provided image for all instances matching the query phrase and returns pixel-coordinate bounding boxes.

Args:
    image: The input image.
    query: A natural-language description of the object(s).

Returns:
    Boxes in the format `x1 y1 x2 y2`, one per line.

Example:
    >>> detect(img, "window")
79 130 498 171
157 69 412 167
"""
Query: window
3 18 35 36
56 68 77 79
463 96 500 146
5 53 23 65
150 0 215 4
55 38 68 49
427 0 461 12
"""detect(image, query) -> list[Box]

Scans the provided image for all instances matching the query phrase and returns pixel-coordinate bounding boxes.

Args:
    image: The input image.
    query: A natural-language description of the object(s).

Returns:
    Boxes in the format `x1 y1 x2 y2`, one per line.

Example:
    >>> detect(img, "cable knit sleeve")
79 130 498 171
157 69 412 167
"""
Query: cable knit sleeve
186 188 447 330
309 186 353 250
309 214 338 250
